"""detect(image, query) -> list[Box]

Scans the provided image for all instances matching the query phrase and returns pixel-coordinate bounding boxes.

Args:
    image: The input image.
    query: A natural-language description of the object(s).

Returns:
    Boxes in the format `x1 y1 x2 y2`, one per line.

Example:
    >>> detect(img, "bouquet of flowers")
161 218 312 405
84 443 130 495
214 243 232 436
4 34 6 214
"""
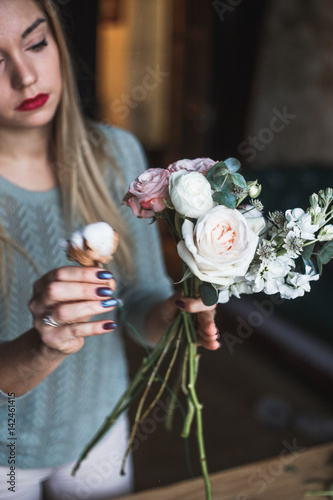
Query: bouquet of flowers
72 157 333 500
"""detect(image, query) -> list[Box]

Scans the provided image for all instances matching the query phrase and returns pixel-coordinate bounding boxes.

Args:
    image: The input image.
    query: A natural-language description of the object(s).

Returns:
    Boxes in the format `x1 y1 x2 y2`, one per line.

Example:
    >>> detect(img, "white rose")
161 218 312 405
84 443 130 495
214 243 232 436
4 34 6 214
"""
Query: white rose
169 171 214 218
177 205 259 287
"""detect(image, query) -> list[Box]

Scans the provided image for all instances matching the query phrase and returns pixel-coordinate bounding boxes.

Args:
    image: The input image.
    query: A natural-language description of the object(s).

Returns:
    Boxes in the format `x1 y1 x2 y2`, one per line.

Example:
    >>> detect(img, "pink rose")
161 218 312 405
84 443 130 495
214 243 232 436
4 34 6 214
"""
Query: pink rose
122 168 170 218
167 158 216 176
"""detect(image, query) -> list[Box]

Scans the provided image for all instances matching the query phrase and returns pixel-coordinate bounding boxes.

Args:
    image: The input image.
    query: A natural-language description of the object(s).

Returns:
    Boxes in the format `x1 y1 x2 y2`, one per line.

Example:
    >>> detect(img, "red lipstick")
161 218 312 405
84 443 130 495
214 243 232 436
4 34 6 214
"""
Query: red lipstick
16 94 50 112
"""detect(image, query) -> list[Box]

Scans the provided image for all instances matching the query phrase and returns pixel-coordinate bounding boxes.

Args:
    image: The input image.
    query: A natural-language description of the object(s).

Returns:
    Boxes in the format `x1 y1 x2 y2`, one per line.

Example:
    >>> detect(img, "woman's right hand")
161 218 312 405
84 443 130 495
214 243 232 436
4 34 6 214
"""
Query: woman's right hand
29 266 118 355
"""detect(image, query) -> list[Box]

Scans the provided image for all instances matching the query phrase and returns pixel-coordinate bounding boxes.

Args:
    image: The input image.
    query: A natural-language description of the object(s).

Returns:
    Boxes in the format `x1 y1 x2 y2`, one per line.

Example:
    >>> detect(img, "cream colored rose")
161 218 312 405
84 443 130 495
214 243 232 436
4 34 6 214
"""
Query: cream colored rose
169 171 214 218
177 206 259 286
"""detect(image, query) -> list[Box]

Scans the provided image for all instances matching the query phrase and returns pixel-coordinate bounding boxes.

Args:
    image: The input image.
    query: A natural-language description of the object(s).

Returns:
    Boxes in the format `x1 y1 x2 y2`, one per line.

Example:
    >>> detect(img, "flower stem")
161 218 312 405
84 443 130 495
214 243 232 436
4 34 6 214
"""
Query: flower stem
120 324 182 474
182 311 212 500
72 315 181 476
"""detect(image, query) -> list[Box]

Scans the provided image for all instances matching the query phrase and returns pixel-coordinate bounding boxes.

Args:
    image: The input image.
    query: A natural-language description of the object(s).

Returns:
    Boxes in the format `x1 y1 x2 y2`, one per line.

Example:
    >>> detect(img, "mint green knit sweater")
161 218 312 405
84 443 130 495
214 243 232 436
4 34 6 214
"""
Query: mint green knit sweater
0 125 173 469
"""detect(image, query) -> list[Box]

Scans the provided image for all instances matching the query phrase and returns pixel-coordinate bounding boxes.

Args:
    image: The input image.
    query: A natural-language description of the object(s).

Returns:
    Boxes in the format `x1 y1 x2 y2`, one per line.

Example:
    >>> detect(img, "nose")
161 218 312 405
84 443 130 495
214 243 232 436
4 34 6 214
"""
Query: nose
10 56 37 90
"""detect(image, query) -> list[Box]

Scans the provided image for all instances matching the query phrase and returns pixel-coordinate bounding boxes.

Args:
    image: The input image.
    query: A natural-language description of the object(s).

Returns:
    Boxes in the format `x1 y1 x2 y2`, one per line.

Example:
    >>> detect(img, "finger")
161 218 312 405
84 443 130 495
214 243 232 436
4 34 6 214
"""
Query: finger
198 327 219 343
68 319 118 338
42 267 117 288
42 281 117 308
39 319 118 353
52 298 119 325
175 297 216 314
197 336 221 351
197 310 218 337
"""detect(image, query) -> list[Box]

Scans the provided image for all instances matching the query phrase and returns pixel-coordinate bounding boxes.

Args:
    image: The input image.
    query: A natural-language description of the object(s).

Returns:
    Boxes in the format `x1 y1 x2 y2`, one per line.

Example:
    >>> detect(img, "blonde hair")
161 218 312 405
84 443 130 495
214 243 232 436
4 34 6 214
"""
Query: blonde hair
0 0 133 283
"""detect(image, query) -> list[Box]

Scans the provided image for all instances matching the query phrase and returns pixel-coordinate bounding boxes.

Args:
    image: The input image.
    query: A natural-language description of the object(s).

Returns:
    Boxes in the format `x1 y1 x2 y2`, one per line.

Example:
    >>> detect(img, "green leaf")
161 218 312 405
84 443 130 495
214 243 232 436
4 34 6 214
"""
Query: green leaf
224 157 241 173
174 267 193 285
199 282 219 306
206 163 229 191
213 191 237 209
302 242 315 261
318 241 333 265
230 172 248 191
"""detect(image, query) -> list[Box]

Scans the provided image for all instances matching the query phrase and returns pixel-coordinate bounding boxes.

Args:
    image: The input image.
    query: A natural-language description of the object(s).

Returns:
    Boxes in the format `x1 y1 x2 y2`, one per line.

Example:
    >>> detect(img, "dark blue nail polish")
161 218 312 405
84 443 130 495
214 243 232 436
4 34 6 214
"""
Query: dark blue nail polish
97 271 113 280
102 298 118 308
103 322 117 331
175 300 186 309
97 287 113 298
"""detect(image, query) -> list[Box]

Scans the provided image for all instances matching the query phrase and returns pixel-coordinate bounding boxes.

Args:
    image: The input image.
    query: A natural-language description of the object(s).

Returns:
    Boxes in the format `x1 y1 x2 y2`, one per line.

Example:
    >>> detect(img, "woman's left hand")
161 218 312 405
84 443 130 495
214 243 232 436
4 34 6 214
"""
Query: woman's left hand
173 295 220 351
148 292 220 351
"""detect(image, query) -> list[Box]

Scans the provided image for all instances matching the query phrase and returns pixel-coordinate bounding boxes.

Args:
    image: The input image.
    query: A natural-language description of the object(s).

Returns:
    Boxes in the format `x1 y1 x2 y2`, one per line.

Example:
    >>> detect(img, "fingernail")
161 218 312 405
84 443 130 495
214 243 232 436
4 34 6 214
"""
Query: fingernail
102 298 118 308
175 300 186 309
97 287 113 297
103 322 117 331
218 342 222 349
97 271 113 280
215 333 220 340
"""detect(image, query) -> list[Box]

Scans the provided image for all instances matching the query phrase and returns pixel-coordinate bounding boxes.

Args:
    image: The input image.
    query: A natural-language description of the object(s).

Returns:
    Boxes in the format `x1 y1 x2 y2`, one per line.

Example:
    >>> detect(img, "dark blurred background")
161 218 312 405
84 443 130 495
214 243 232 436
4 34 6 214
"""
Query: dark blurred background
64 0 333 493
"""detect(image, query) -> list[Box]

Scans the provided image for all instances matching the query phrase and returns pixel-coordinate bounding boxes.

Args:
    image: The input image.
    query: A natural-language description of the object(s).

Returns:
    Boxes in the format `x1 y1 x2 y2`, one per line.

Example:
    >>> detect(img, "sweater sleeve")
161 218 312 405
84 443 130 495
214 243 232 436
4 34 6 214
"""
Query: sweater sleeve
101 125 174 347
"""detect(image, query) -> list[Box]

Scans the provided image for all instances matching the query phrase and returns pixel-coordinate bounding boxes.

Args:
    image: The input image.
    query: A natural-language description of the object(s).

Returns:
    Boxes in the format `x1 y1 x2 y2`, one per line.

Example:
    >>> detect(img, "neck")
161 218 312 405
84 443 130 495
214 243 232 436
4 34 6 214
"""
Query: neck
0 124 51 161
0 124 58 191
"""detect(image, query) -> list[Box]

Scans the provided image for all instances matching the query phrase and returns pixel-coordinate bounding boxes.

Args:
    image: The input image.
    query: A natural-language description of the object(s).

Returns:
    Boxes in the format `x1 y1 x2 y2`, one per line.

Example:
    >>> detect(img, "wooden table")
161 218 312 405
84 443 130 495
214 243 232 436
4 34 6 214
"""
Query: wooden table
120 442 333 500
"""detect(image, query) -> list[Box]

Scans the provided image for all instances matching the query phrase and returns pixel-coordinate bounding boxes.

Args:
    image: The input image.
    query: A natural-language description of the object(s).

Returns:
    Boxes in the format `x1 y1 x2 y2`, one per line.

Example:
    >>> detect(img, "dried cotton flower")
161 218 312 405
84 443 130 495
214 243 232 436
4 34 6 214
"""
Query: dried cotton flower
61 222 119 267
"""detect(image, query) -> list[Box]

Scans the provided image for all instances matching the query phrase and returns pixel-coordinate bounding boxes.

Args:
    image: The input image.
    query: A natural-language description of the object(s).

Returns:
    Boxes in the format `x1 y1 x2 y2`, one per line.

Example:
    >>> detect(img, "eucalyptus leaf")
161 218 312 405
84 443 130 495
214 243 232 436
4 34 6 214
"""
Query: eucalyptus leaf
318 241 333 265
206 163 229 191
213 191 237 209
302 242 315 261
199 283 219 306
224 157 241 173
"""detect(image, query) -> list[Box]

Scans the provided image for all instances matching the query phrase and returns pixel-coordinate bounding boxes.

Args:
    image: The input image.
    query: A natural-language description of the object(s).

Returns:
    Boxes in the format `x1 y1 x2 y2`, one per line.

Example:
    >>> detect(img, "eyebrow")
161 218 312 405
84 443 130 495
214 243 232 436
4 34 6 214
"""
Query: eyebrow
21 18 46 39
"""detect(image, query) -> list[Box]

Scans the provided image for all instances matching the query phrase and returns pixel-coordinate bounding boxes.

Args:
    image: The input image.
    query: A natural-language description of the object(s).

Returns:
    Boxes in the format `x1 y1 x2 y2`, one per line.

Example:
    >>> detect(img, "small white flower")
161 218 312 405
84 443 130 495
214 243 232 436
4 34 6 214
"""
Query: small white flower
318 224 333 241
218 278 253 303
232 185 248 199
246 255 294 295
250 199 264 212
269 211 286 230
279 266 319 299
256 240 276 263
283 230 303 258
285 208 319 240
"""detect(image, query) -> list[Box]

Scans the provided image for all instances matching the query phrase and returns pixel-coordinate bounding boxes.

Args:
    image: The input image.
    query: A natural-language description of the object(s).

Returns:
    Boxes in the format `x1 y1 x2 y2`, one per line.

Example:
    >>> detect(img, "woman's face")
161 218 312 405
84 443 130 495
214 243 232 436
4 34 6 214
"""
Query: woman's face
0 0 62 132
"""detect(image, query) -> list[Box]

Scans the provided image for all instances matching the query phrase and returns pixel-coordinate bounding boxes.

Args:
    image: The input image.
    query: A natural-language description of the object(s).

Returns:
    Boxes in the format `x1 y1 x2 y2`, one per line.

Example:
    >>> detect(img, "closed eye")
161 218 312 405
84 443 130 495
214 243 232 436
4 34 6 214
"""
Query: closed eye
29 38 48 52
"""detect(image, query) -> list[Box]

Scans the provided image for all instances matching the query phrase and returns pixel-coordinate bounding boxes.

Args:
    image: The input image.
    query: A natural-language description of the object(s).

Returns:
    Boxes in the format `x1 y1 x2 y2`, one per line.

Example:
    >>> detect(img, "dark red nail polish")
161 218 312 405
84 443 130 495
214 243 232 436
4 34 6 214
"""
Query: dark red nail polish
175 300 186 309
103 322 117 331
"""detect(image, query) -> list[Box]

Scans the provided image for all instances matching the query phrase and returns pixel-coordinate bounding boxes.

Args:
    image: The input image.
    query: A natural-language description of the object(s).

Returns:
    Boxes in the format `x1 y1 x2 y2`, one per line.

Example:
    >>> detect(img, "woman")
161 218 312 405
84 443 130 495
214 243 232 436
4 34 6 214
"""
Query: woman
0 0 220 499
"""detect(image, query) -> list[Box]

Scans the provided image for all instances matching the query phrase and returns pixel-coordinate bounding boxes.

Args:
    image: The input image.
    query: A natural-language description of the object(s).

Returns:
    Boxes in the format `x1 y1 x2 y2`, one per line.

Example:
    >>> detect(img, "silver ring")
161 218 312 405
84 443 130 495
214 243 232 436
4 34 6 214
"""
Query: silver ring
42 313 59 328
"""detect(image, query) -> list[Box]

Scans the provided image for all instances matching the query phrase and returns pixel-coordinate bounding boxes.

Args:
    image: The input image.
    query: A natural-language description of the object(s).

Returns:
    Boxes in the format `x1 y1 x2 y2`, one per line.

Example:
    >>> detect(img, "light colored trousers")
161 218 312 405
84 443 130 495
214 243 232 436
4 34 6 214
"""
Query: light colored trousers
0 416 134 500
